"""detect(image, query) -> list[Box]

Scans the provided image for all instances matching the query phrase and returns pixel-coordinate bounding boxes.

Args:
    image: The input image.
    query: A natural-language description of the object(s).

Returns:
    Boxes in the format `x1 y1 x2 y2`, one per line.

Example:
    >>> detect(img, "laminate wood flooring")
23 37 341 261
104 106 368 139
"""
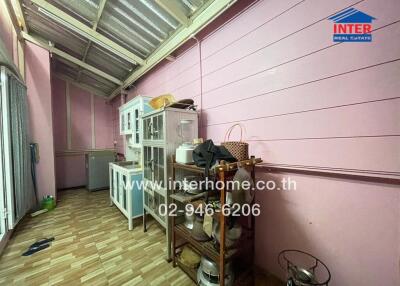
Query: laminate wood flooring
0 188 194 286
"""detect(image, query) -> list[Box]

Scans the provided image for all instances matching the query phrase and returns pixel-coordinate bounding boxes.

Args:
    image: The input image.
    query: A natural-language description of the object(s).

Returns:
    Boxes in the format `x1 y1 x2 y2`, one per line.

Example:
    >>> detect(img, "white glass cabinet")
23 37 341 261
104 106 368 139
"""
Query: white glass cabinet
111 96 152 230
142 107 198 260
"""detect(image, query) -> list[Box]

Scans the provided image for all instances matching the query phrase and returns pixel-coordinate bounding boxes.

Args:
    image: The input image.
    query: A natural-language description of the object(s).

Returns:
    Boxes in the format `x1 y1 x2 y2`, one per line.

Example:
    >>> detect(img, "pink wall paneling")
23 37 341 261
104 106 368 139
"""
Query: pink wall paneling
201 60 400 126
55 154 86 189
25 42 56 199
51 76 67 152
255 171 399 285
69 84 92 150
51 77 114 189
110 97 123 154
125 0 400 284
94 96 113 149
201 21 400 110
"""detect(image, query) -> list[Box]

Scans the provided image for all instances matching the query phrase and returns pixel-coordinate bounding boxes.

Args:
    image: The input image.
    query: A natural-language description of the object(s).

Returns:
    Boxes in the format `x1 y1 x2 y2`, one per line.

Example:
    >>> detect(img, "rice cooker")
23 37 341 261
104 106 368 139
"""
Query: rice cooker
176 142 195 164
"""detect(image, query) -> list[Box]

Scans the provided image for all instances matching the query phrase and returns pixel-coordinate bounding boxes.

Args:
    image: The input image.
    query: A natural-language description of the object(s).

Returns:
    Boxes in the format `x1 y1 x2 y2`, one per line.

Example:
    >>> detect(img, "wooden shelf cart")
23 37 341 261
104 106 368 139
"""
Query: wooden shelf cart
171 157 262 286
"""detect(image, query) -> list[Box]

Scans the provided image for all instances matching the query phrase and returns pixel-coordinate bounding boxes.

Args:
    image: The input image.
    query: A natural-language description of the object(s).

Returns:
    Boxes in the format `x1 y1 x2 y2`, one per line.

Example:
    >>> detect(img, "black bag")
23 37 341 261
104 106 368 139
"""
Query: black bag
193 139 237 176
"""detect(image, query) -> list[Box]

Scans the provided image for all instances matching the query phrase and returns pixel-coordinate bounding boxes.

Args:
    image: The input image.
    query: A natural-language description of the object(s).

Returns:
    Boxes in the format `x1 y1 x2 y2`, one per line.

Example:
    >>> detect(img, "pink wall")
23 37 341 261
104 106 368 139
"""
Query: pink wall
124 0 400 284
110 97 124 154
94 96 113 149
51 77 114 189
25 42 56 199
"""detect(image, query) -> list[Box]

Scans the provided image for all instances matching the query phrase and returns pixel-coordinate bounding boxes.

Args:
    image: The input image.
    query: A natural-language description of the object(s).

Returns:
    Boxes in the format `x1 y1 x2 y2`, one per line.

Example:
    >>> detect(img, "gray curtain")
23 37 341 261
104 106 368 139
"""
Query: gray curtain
8 73 35 221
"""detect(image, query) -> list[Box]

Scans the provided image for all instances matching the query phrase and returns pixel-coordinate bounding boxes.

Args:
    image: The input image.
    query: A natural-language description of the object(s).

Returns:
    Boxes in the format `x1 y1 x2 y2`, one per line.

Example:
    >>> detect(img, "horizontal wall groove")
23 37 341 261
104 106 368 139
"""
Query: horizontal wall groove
257 164 400 183
143 59 200 91
246 134 400 142
202 0 307 62
203 58 400 111
141 0 387 98
201 19 400 97
201 0 366 79
259 163 400 176
138 0 306 92
165 0 366 95
204 96 400 127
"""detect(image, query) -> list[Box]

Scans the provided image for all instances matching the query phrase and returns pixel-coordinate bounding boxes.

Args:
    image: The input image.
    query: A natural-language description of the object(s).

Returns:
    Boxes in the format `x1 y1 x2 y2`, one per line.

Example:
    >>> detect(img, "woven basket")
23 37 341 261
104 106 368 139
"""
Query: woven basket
222 124 249 161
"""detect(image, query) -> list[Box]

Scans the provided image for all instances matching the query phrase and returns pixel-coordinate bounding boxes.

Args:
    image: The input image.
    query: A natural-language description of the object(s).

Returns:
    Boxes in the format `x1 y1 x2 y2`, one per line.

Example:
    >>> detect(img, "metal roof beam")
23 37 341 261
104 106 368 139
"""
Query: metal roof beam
93 0 107 30
77 0 108 81
156 0 190 27
10 0 28 33
5 0 22 38
22 32 123 85
109 0 236 99
31 0 144 65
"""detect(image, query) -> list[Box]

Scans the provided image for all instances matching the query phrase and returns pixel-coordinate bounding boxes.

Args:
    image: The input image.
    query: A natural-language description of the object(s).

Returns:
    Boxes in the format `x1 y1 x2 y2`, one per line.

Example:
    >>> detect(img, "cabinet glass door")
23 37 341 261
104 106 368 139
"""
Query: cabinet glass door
153 147 165 189
126 110 132 133
143 146 152 181
134 108 140 144
152 114 164 140
143 117 151 140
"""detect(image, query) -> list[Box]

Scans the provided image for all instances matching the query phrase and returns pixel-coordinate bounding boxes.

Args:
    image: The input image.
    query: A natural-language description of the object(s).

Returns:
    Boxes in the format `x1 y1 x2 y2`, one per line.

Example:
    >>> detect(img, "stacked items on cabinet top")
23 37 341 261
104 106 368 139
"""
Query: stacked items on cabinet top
142 107 198 261
170 157 262 286
109 95 152 230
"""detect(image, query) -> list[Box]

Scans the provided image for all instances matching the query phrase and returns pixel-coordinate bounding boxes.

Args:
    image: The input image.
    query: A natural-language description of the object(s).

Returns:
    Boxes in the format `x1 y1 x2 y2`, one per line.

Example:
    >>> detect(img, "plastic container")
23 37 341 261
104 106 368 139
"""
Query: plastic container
41 196 56 211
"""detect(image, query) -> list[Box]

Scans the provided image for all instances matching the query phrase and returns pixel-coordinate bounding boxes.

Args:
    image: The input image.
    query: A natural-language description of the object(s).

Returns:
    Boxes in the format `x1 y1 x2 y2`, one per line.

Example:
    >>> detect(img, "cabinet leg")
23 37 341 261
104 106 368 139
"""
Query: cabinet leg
166 217 172 262
128 217 133 231
143 209 147 232
109 197 113 207
172 216 176 267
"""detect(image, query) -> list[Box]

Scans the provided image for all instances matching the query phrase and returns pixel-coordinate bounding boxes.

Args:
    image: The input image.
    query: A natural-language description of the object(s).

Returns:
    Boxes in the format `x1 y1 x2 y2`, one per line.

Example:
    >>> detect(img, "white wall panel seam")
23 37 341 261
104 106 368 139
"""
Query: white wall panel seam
91 92 96 149
66 81 71 149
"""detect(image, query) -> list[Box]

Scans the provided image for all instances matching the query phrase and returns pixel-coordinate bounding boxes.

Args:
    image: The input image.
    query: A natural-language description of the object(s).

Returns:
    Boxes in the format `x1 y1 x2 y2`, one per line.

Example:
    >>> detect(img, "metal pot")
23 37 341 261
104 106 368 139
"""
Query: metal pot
288 267 317 286
197 256 234 286
212 220 242 249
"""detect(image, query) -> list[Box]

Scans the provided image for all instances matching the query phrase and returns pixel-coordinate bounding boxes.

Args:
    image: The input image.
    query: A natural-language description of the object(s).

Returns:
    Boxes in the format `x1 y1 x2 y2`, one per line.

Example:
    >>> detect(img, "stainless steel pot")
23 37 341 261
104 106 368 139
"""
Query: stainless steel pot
197 256 234 286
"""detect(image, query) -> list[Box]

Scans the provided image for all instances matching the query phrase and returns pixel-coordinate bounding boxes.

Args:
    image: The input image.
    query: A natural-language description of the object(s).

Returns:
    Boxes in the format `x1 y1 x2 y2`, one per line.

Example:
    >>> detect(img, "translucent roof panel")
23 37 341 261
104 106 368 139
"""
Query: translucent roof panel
23 2 89 58
49 0 100 27
22 0 209 97
85 43 135 80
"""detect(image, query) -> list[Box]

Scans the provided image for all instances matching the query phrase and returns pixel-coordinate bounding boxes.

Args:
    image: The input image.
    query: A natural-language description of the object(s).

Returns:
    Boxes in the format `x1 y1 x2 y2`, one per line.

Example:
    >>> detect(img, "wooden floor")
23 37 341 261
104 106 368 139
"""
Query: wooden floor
0 189 194 285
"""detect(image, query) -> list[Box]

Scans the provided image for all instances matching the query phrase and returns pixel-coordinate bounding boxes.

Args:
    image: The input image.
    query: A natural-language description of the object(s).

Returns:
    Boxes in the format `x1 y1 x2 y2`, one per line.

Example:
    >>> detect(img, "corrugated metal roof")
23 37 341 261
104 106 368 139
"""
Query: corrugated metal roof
21 0 207 97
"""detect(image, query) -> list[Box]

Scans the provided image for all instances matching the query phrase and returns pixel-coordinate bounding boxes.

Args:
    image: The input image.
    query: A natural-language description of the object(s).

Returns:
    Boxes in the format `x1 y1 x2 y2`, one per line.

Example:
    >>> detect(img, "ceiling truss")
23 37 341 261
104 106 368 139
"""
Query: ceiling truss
12 0 236 98
21 32 123 85
76 0 108 82
30 0 145 65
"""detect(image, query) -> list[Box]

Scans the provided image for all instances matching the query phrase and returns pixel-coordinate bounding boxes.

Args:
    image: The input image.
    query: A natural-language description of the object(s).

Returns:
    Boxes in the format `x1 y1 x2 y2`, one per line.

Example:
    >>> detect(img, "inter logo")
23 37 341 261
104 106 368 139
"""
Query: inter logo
328 8 376 42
